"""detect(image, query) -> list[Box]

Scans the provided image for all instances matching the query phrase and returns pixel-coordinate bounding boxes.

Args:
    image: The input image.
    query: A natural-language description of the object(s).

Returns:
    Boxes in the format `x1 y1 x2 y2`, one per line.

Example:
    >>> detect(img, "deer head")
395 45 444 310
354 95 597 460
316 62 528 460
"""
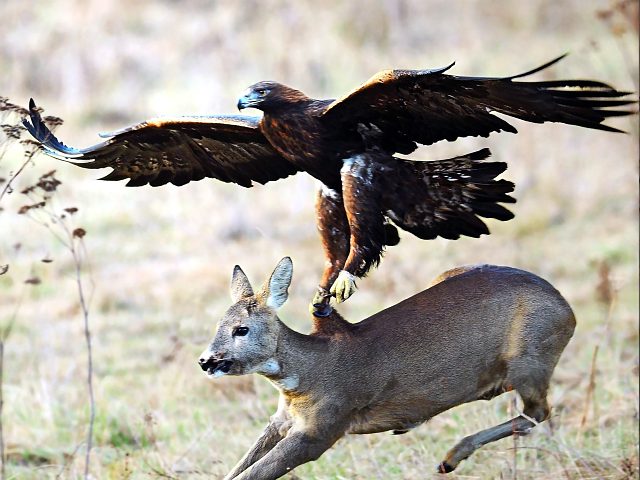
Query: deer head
198 257 293 378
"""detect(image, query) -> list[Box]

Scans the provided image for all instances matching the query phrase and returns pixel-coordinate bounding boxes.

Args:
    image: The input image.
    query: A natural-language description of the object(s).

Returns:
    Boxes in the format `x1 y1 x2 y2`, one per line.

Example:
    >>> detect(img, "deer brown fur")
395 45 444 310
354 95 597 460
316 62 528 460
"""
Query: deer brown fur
199 257 575 479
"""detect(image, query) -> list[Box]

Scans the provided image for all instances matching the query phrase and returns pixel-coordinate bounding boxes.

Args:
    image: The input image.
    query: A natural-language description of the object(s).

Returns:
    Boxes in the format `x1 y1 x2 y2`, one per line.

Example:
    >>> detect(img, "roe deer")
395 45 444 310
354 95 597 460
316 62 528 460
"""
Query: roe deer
199 258 575 479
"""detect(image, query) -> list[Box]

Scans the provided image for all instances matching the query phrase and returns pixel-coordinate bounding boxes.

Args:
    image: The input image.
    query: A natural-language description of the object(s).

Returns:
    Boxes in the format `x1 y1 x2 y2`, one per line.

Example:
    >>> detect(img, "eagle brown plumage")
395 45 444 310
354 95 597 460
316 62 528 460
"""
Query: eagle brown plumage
23 55 635 309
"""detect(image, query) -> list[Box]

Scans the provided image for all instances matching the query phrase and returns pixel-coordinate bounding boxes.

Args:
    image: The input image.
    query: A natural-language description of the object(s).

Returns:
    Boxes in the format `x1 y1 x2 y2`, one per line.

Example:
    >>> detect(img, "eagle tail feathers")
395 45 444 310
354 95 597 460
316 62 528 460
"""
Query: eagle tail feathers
383 149 516 241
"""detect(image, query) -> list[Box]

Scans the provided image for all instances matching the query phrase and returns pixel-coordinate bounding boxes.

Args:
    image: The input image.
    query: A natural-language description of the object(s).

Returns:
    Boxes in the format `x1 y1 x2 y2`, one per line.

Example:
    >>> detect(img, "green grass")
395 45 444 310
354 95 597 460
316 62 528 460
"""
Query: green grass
1 0 638 478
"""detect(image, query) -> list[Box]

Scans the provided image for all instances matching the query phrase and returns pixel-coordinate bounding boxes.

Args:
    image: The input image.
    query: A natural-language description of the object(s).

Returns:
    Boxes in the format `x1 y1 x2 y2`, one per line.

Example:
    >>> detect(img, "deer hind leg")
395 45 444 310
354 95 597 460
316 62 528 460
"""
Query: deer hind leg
437 386 550 473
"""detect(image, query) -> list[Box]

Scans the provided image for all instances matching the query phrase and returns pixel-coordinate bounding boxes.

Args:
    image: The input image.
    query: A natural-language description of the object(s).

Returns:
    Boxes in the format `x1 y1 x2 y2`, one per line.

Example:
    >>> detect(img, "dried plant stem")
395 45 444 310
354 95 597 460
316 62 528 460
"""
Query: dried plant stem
510 394 518 480
15 162 96 477
579 345 600 429
0 287 25 480
580 283 616 432
507 446 572 479
0 109 30 480
69 239 95 480
0 156 33 204
0 340 5 480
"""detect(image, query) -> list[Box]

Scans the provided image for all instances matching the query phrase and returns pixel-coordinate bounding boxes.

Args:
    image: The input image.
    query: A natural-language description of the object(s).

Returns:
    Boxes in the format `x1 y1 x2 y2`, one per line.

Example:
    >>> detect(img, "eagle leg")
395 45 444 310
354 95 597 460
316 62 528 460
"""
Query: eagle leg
331 153 388 303
312 185 350 311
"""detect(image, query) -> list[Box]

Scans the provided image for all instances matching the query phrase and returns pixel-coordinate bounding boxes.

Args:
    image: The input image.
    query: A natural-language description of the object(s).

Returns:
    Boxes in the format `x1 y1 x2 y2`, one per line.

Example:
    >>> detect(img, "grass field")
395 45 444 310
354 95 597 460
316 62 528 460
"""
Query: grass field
0 0 638 478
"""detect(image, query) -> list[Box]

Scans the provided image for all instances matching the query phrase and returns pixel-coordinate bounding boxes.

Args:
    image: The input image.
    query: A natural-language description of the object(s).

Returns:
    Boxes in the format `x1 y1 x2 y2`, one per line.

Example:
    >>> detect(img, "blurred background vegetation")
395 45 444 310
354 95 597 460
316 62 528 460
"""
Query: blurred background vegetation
0 0 638 478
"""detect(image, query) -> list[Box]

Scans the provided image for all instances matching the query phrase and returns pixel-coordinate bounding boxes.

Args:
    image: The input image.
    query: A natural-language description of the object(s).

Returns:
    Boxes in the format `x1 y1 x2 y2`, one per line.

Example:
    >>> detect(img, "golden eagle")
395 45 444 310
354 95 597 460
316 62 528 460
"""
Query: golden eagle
23 55 634 310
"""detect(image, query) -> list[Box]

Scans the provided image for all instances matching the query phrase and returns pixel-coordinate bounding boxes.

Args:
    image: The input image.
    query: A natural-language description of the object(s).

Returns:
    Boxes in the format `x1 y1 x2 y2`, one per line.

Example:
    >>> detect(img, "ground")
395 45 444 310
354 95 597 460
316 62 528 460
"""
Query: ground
0 0 638 478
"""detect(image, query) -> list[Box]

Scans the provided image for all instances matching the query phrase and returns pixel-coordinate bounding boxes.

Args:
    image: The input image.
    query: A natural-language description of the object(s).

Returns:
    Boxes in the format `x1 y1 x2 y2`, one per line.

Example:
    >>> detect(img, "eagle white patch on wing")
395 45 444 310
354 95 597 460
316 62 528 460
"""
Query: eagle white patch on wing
319 181 341 200
341 154 375 185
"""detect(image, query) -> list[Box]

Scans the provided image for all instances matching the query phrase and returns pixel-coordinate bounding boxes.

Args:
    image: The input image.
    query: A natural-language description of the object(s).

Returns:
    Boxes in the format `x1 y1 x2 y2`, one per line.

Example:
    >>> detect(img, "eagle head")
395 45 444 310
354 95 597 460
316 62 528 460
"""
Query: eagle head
237 81 308 112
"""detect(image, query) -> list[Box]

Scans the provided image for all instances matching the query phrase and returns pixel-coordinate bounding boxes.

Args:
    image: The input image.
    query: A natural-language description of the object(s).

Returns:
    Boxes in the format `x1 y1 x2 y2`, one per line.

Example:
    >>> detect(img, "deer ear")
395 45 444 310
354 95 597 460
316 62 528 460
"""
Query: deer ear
262 257 293 309
230 265 254 303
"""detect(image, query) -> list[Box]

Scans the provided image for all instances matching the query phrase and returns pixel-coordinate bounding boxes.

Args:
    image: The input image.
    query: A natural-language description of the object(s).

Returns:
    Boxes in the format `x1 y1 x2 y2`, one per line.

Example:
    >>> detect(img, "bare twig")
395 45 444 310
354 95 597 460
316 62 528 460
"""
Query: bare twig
0 122 36 477
2 97 96 479
44 216 95 479
505 446 572 479
72 235 95 480
55 441 85 480
0 284 27 480
580 344 600 429
596 0 640 90
144 460 180 480
171 425 215 471
0 329 10 480
0 155 35 204
0 332 11 480
510 394 518 480
580 261 618 432
2 104 95 479
18 167 96 479
0 98 28 480
0 340 5 480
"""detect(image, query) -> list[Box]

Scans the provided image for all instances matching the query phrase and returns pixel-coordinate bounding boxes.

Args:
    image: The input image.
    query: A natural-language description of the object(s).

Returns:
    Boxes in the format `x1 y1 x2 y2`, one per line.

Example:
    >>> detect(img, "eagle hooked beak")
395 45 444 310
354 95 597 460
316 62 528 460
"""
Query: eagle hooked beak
237 95 250 111
237 87 268 111
237 89 259 111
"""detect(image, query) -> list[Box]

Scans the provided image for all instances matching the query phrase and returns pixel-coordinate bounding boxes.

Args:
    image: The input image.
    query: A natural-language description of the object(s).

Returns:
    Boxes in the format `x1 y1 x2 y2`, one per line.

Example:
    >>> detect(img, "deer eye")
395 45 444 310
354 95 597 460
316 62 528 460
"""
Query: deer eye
233 326 249 337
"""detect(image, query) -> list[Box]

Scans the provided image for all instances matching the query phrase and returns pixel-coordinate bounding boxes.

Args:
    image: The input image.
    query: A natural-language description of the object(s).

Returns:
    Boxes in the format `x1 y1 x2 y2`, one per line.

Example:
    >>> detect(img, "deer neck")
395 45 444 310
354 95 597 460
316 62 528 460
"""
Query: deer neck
259 320 325 393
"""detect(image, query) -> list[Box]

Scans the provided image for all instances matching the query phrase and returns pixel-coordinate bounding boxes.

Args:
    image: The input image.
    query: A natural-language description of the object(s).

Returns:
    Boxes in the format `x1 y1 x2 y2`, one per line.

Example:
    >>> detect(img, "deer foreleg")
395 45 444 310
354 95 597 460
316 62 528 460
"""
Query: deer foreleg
224 399 292 480
232 427 341 480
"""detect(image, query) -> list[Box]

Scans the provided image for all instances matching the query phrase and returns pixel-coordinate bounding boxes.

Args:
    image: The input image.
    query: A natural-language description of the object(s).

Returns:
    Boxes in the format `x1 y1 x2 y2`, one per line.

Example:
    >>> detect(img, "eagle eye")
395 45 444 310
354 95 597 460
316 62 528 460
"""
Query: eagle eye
256 89 267 97
233 326 249 337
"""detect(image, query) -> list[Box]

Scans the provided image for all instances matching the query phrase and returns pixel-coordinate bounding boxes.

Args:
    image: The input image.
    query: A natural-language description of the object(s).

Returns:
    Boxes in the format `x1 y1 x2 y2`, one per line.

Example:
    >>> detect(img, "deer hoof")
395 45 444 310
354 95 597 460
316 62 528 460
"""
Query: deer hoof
437 461 455 473
330 271 357 303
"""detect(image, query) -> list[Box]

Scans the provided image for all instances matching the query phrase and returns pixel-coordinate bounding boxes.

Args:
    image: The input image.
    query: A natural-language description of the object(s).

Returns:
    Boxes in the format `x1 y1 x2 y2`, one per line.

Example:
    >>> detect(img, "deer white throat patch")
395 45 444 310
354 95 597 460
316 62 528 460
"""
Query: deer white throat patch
274 374 300 392
257 359 299 392
259 359 281 375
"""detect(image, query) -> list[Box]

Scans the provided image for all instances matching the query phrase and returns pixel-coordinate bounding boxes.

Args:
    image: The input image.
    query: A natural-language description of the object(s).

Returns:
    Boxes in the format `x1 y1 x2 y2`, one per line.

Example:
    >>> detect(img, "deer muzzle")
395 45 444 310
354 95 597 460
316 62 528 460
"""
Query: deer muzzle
198 355 234 377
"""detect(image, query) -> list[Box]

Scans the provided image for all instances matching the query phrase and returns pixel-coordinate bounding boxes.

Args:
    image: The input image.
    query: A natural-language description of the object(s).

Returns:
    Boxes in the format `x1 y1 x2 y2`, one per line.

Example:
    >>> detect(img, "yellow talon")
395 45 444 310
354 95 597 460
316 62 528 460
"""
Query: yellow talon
330 271 357 303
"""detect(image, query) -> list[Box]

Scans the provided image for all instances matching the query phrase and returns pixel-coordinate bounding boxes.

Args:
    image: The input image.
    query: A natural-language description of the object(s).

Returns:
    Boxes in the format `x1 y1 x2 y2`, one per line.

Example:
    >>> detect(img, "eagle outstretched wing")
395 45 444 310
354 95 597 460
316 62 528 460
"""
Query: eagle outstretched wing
23 99 299 188
383 148 515 241
321 55 636 154
334 148 515 279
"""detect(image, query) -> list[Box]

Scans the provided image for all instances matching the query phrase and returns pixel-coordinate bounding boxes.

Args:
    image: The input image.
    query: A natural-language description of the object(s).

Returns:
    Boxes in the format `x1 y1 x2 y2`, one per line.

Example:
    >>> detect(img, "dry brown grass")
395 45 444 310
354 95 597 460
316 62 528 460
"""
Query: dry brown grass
0 0 638 478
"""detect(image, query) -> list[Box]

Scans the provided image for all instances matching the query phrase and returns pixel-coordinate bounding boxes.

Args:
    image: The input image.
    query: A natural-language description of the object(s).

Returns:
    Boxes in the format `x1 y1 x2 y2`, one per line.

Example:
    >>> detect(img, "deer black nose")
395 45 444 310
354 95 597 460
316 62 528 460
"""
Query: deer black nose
199 356 213 371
